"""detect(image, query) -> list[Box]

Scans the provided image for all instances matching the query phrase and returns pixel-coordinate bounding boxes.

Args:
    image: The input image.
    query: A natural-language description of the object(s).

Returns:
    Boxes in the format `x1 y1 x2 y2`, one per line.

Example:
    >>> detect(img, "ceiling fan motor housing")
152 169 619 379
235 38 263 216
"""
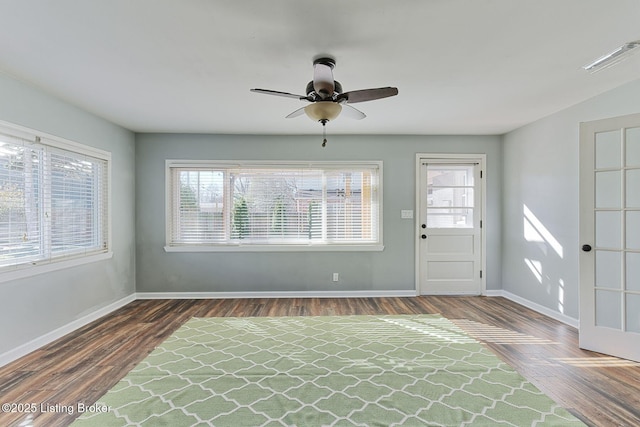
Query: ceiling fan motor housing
306 81 342 99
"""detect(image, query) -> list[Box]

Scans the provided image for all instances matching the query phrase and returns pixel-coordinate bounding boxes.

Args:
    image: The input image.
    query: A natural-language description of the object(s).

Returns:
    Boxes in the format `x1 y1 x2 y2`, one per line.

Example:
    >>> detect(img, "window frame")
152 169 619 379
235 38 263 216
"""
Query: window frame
0 120 112 283
165 159 384 252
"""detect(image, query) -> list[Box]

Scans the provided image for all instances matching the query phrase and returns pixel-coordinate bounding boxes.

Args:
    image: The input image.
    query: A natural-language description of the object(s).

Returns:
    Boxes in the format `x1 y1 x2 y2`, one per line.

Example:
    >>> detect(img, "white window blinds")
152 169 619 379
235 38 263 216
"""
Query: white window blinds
167 161 382 249
0 127 109 269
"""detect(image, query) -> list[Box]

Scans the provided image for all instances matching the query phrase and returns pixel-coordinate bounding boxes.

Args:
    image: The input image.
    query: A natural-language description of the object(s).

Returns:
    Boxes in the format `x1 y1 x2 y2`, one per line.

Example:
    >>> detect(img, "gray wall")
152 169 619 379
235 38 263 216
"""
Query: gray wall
502 79 640 320
136 133 502 293
0 73 136 356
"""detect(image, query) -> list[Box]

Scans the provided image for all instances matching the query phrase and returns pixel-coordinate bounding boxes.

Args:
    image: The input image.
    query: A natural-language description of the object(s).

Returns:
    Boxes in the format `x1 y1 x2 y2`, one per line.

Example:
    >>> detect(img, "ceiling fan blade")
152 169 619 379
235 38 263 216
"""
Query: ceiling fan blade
337 87 398 103
313 60 335 99
341 104 366 120
250 88 308 100
285 106 306 118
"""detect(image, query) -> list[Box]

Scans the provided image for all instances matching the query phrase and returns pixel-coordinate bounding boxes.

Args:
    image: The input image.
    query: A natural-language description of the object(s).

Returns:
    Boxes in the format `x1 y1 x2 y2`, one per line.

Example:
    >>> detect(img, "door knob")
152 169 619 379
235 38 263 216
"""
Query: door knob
421 234 427 239
582 244 592 252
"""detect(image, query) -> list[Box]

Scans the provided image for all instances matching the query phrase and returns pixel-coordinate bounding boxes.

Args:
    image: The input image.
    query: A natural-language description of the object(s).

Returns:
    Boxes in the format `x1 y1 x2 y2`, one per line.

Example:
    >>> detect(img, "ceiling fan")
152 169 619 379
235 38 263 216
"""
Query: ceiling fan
250 57 398 146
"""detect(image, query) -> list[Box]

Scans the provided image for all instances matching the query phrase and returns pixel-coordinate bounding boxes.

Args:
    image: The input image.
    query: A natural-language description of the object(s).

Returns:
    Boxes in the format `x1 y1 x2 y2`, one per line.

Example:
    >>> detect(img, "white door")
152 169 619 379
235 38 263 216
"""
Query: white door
417 156 484 295
579 113 640 362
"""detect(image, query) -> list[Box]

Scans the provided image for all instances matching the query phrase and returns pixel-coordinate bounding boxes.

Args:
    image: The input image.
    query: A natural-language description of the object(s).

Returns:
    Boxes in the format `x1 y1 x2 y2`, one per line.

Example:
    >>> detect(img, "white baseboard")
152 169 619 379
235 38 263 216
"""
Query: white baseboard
486 289 579 328
0 293 136 368
136 290 418 299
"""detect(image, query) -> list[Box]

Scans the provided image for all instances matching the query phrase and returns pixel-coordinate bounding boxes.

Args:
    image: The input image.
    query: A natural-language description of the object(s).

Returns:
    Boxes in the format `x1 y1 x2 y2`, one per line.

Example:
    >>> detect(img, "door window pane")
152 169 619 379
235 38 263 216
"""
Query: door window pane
626 294 640 333
427 166 474 186
626 169 640 208
428 187 474 208
595 171 621 208
595 250 622 289
595 290 622 329
595 211 621 249
426 208 473 228
626 253 640 292
626 127 640 167
595 130 621 169
627 211 640 250
426 164 476 229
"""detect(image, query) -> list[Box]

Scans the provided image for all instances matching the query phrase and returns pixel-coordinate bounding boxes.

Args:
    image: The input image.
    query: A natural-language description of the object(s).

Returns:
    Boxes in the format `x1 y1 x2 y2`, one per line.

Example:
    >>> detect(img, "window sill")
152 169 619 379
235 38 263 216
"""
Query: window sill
164 244 384 253
0 251 114 284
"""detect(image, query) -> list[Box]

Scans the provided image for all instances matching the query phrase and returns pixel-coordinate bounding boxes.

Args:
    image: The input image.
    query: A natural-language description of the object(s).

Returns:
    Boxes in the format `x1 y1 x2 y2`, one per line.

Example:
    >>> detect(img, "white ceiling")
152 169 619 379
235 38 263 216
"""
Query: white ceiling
1 0 640 135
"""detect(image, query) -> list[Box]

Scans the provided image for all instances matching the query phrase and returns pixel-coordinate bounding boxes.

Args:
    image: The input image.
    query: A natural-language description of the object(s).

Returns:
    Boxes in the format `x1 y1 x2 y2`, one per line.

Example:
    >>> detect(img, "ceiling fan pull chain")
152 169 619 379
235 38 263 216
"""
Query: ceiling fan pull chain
321 119 328 147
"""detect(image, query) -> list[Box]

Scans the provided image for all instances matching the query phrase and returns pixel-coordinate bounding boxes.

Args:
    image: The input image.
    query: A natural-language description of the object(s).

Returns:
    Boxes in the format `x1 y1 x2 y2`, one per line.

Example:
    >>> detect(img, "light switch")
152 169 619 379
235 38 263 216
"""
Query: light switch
401 210 414 219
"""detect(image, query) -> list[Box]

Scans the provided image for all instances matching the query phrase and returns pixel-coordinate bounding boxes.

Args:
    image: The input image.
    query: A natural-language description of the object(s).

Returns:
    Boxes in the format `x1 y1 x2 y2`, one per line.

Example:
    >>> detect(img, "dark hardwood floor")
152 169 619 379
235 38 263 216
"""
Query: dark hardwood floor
1 296 639 426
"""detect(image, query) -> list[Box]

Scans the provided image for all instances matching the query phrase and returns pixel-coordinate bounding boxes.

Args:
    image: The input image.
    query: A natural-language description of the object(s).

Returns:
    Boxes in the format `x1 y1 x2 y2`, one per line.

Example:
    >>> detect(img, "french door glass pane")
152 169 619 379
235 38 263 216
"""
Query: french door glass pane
595 171 622 208
626 127 640 167
595 130 621 169
626 169 640 208
595 211 621 249
627 211 640 249
626 253 640 292
595 290 622 329
626 294 640 333
595 250 622 289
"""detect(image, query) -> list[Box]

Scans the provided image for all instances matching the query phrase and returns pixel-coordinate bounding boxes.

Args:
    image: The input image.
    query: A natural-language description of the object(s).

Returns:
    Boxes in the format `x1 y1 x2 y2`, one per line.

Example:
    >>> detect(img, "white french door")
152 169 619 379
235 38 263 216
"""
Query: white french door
416 155 485 295
579 113 640 362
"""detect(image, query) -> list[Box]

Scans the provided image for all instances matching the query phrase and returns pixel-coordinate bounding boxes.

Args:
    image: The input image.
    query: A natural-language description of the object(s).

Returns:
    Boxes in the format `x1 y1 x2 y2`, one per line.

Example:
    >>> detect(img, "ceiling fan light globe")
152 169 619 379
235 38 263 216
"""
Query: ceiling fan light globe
304 102 342 122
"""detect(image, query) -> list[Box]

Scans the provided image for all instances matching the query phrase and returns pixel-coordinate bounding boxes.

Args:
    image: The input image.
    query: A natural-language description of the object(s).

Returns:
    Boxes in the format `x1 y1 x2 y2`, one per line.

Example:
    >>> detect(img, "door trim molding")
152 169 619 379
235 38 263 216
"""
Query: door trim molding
414 153 487 295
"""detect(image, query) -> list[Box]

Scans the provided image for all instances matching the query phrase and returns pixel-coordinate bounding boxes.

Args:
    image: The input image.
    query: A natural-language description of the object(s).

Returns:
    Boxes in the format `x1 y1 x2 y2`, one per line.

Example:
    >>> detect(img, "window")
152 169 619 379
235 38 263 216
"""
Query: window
426 164 475 228
0 123 110 273
166 161 382 251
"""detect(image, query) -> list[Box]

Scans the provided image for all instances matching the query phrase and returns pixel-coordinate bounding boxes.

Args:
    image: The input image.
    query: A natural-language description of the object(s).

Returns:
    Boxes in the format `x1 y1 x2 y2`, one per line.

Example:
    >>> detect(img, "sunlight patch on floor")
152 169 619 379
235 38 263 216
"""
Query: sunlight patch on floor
451 319 558 345
552 357 640 367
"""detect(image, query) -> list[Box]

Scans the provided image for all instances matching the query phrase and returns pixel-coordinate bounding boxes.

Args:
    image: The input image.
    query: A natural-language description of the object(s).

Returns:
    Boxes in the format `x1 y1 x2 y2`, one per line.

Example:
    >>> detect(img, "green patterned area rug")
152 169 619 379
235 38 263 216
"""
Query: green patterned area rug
73 315 584 426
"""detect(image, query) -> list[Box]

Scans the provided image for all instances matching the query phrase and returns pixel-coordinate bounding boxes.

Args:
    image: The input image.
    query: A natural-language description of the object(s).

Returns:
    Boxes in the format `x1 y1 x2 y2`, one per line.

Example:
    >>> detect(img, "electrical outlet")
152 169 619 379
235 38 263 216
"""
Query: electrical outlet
332 273 339 282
